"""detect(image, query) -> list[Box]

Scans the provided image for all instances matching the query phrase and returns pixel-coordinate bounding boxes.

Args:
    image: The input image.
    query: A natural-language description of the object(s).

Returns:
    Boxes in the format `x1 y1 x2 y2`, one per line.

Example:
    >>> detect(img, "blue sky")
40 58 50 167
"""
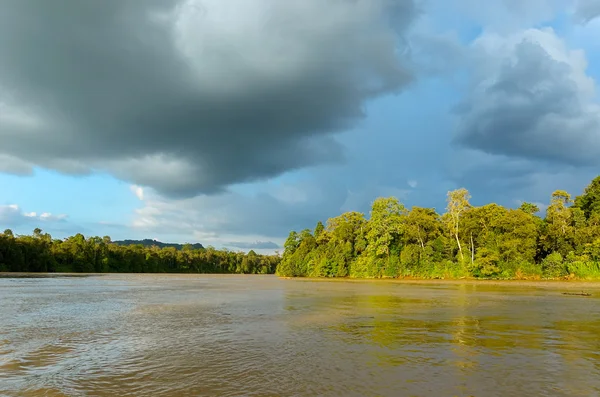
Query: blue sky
1 0 600 253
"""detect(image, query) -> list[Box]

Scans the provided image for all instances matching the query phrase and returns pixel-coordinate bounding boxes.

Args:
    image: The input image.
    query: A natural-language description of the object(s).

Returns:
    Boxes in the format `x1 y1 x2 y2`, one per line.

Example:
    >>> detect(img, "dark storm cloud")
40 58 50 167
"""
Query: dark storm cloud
454 29 600 165
0 155 33 176
0 0 416 197
575 0 600 23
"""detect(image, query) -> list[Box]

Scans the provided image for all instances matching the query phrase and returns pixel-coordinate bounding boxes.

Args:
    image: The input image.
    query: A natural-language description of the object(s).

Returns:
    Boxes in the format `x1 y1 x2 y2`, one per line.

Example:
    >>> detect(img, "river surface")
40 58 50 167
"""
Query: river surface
1 275 599 397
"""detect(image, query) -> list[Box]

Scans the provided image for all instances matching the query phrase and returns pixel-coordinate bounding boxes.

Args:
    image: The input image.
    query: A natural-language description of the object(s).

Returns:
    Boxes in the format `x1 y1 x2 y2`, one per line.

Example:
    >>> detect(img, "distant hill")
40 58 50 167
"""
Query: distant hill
113 239 204 250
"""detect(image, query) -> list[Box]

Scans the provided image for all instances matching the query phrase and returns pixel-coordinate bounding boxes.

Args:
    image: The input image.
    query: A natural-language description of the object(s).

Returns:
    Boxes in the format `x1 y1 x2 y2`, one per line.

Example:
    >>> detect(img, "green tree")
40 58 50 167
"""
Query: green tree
0 231 279 275
445 188 472 263
519 202 540 215
314 221 325 240
366 197 406 258
544 190 574 256
575 176 600 219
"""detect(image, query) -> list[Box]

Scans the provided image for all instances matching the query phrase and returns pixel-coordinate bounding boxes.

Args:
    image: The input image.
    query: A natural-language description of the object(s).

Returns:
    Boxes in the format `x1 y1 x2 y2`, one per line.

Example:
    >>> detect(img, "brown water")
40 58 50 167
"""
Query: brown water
1 275 599 397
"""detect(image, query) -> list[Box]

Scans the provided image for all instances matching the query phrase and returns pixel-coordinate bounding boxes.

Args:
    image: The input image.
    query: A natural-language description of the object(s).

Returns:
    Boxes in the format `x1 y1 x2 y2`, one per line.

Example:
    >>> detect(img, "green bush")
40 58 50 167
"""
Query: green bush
516 261 543 278
542 252 567 278
472 247 501 278
566 261 600 280
426 260 468 279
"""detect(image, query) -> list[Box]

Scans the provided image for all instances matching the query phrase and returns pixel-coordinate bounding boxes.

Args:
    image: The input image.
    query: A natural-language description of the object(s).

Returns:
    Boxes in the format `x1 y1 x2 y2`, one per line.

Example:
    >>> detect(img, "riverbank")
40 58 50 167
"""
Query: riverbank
0 272 101 278
2 272 598 291
0 272 273 278
279 276 600 290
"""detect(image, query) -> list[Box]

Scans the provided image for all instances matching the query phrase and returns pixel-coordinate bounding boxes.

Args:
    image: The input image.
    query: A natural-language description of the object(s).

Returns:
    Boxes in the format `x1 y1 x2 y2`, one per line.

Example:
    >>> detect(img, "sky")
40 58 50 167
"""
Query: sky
1 0 600 253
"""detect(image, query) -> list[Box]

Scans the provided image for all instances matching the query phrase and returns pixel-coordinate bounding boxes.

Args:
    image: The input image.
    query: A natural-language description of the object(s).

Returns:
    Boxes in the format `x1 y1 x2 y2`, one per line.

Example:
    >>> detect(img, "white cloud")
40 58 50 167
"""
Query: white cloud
0 204 67 226
130 184 145 201
123 175 363 251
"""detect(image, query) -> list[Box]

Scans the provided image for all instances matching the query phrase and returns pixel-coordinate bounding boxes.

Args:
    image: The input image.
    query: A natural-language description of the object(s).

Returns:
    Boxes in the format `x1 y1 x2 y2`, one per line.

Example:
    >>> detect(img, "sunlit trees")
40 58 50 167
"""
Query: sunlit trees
404 207 440 251
277 176 600 280
543 190 574 257
519 202 540 215
575 176 600 220
5 177 600 280
444 188 472 263
366 198 405 257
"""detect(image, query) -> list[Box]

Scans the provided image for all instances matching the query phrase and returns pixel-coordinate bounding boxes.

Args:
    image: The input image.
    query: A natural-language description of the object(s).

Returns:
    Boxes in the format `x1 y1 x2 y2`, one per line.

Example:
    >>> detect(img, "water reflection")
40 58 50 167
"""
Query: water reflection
288 281 600 396
1 275 599 397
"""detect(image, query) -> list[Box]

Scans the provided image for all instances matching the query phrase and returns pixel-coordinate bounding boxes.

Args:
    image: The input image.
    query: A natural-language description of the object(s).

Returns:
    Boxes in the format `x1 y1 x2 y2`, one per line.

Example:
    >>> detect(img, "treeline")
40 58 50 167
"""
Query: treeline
0 231 279 274
277 176 600 280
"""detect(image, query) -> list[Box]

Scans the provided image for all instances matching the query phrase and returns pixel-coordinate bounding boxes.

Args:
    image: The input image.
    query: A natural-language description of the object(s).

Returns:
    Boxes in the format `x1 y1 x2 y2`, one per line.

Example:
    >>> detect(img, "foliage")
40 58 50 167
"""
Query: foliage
277 176 600 280
0 232 279 274
541 252 566 278
574 176 600 219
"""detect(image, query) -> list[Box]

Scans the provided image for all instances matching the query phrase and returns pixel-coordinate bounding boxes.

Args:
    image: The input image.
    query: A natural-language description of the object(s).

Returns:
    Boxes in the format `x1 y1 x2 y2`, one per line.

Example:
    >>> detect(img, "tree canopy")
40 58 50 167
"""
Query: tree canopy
0 232 279 274
277 176 600 280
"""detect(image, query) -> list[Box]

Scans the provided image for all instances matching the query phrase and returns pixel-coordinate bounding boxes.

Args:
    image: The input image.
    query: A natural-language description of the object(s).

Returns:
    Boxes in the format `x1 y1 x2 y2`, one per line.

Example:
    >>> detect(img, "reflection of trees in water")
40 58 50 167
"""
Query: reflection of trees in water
323 287 566 366
551 317 600 394
286 285 600 384
449 284 479 374
282 283 600 396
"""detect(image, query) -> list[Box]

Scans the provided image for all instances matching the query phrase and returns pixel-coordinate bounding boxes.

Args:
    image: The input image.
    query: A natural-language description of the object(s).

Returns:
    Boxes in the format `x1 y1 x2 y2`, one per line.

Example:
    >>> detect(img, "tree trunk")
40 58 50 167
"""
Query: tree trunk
470 232 474 265
417 225 425 250
455 231 463 261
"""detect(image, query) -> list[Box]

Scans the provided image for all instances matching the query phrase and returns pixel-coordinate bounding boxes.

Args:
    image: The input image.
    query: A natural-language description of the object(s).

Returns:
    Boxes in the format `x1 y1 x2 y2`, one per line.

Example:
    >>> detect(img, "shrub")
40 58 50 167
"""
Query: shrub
542 252 567 278
566 261 600 280
514 261 543 279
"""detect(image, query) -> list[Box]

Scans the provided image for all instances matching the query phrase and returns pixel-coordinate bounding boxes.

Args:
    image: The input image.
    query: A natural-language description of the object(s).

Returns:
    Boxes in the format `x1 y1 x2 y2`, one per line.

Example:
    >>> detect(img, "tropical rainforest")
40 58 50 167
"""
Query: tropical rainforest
3 176 600 279
0 233 279 274
276 176 600 280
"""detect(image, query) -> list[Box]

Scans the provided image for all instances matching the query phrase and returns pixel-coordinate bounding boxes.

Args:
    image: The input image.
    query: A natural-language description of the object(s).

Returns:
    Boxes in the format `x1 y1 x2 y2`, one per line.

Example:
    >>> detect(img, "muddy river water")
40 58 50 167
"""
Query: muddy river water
1 274 599 396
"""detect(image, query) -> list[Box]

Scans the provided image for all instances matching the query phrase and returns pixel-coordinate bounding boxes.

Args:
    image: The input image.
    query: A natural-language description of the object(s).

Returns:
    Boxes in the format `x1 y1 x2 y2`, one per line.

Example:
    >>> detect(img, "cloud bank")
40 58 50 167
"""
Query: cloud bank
454 28 600 166
0 0 417 197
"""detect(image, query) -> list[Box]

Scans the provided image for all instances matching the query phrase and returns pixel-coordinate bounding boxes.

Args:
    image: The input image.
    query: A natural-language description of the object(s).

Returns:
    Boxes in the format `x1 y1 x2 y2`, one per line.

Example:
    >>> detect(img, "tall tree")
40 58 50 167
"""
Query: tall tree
544 190 574 256
366 197 406 258
445 188 471 262
404 207 440 251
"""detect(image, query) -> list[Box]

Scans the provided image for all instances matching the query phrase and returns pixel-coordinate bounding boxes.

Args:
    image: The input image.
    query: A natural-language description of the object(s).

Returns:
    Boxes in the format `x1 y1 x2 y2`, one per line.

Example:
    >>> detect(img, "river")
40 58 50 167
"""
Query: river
1 274 599 396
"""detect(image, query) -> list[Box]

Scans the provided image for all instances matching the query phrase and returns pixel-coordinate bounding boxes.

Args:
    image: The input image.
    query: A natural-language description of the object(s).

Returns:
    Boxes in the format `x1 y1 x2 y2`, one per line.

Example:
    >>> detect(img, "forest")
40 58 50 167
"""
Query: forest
276 176 600 280
0 232 279 274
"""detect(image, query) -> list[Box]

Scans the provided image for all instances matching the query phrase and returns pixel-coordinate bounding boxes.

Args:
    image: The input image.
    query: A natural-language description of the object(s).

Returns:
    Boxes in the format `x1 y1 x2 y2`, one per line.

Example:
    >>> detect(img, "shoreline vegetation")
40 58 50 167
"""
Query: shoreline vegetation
3 176 600 282
279 276 599 291
276 176 600 281
0 233 280 274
